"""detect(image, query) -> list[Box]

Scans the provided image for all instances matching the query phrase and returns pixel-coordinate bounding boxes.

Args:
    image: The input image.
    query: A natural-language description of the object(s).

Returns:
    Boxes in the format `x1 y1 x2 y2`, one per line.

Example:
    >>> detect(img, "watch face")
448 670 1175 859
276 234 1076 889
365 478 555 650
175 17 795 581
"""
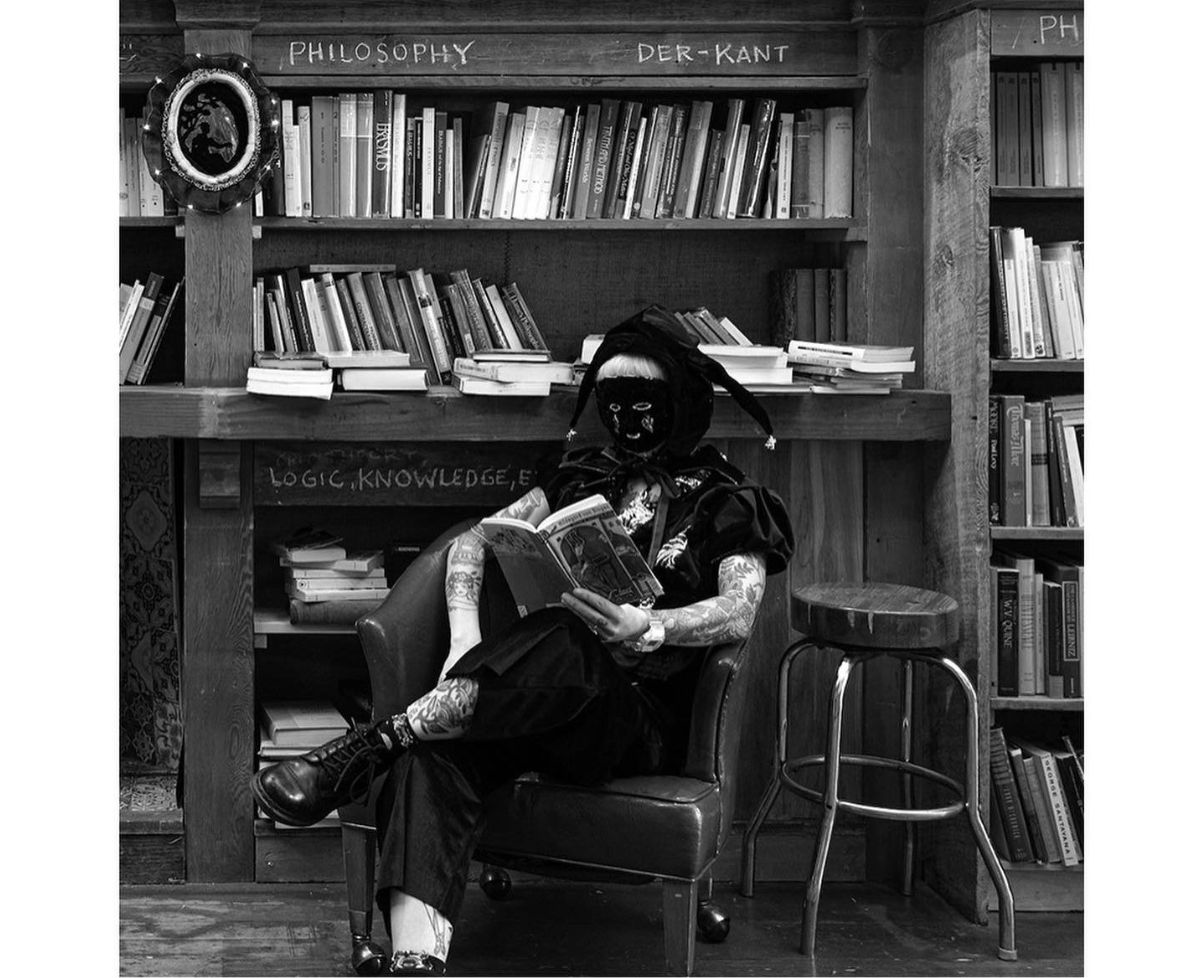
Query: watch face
596 376 673 454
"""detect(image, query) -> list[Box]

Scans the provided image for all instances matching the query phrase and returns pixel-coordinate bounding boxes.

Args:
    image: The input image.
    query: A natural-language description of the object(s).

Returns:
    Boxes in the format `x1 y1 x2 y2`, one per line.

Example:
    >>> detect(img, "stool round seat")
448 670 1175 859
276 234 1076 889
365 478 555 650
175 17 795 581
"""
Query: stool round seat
791 582 960 651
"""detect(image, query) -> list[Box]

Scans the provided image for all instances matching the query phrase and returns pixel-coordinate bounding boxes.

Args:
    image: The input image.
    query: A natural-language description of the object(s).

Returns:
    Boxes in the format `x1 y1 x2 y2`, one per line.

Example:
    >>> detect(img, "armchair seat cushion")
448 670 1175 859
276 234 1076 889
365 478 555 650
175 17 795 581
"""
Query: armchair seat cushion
479 773 723 880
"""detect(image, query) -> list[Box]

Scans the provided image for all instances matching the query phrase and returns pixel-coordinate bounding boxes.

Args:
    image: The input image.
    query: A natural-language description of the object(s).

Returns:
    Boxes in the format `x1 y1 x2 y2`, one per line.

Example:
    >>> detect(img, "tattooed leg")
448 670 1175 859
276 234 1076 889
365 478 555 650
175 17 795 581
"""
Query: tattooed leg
404 677 480 740
388 889 454 965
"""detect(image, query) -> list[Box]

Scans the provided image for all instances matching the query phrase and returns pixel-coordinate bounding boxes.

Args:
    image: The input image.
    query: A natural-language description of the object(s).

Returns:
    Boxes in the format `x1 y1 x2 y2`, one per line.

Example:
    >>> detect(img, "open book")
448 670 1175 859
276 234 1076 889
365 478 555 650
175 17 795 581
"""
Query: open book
479 493 663 616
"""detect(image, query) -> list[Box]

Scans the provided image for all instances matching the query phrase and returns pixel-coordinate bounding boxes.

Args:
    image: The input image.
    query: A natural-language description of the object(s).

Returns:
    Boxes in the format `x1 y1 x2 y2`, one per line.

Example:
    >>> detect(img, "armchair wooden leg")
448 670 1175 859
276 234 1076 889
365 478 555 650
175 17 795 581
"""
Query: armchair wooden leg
662 880 699 976
341 821 387 976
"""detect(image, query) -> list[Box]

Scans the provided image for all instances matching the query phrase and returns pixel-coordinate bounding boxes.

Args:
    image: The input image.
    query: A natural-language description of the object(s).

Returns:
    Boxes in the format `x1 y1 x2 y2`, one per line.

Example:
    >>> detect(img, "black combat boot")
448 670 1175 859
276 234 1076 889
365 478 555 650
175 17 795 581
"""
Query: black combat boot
252 717 411 826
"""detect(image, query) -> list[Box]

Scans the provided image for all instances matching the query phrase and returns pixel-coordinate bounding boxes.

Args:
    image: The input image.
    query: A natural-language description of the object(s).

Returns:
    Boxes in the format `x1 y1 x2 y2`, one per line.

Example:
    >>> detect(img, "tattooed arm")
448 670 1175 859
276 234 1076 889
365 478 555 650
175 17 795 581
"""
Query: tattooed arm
442 486 550 679
561 552 768 660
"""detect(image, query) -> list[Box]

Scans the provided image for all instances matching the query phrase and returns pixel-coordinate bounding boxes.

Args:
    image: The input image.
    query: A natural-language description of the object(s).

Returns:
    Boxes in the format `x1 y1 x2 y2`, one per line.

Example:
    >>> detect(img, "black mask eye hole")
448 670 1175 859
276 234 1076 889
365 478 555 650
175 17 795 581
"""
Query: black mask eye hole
632 401 652 410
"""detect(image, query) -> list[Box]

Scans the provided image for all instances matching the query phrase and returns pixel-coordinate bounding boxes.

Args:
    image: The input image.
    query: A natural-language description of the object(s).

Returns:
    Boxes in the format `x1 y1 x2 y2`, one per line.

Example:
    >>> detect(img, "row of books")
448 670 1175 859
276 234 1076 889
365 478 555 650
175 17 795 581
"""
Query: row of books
272 529 391 624
250 264 549 385
990 550 1082 699
788 340 915 394
991 62 1083 188
990 227 1083 360
989 727 1083 867
769 267 849 347
119 108 170 217
119 273 183 385
258 699 351 829
988 394 1083 528
259 94 854 222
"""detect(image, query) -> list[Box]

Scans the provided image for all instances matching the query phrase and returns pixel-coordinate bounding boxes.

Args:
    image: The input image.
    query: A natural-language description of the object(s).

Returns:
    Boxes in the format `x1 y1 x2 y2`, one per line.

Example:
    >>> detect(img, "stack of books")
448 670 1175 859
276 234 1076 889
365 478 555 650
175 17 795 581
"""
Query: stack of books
769 267 849 346
258 700 351 829
119 106 171 217
988 394 1083 528
990 550 1082 701
253 264 550 386
259 94 854 222
787 340 915 394
246 353 334 399
992 62 1083 188
273 529 390 624
119 273 183 385
451 354 574 396
989 727 1083 868
990 227 1083 361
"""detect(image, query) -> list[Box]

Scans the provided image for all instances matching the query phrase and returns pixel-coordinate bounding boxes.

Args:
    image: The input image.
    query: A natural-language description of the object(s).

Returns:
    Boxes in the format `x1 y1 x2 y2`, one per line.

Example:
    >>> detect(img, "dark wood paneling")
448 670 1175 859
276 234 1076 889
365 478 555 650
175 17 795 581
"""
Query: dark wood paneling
120 834 188 885
921 8 992 923
182 441 257 882
120 387 952 442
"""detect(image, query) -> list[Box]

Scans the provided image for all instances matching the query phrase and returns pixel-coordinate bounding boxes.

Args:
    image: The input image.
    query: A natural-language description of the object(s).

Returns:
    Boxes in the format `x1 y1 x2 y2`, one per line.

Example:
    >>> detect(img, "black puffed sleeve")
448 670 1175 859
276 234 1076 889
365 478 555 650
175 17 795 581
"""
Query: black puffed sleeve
691 482 794 576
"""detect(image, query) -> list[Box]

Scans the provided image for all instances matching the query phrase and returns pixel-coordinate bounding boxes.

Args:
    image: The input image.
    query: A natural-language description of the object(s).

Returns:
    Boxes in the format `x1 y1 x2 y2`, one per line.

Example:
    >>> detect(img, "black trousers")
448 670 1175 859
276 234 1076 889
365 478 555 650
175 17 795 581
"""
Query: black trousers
373 607 670 925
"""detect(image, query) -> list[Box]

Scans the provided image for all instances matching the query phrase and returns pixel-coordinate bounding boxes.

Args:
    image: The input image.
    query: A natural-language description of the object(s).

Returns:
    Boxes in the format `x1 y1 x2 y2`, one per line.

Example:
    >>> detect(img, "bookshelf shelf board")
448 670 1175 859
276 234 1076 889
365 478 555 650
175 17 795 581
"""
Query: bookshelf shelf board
254 216 865 237
990 359 1084 374
263 74 869 92
990 186 1083 200
120 385 950 442
991 696 1084 712
253 608 356 639
989 527 1083 542
120 217 179 228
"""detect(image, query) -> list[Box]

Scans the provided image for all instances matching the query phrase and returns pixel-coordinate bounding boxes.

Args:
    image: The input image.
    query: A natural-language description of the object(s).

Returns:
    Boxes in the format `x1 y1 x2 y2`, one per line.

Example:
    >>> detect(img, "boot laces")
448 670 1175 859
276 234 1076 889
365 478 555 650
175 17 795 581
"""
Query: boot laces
310 722 386 800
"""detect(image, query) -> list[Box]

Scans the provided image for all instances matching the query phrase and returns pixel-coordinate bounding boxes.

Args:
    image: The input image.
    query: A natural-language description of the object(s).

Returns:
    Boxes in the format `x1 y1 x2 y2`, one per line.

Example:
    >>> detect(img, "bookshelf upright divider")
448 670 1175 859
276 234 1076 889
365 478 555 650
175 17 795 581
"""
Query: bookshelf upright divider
924 1 1084 919
121 0 944 887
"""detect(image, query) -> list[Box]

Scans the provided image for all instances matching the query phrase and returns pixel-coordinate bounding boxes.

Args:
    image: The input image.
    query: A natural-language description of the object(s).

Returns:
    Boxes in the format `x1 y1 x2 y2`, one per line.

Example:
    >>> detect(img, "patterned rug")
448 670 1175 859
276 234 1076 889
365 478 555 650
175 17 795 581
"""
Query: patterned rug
120 773 181 813
120 438 183 772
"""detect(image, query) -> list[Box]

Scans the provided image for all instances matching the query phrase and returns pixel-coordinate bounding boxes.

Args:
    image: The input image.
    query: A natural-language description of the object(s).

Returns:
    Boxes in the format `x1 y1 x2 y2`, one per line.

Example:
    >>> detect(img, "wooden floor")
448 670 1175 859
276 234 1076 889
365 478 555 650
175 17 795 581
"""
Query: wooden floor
120 879 1083 976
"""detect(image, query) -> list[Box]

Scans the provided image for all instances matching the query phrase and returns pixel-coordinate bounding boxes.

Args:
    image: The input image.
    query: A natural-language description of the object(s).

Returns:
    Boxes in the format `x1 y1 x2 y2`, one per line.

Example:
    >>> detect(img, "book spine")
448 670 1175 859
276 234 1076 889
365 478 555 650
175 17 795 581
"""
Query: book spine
656 104 689 218
1061 574 1081 698
354 93 373 217
408 270 453 380
775 113 792 219
1016 72 1033 187
696 129 724 219
472 277 508 348
299 277 330 353
1039 63 1068 187
588 98 620 219
822 106 853 218
297 104 313 217
387 93 406 217
1035 751 1080 865
381 274 421 360
395 275 438 375
1026 404 1050 526
604 100 638 218
1044 580 1064 697
433 110 448 217
495 111 524 220
994 567 1019 696
989 728 1033 862
280 100 301 217
478 101 510 219
511 107 540 220
346 273 383 350
1015 557 1036 696
371 90 393 217
637 108 671 219
1001 394 1026 526
1065 62 1084 187
546 114 572 220
333 277 367 351
310 96 335 217
574 103 601 219
737 98 776 217
559 106 585 219
337 93 356 216
1020 755 1061 863
365 272 404 351
829 268 847 343
1009 748 1048 862
421 106 436 219
318 275 353 351
988 396 1002 524
284 267 315 351
452 115 465 218
1050 414 1078 526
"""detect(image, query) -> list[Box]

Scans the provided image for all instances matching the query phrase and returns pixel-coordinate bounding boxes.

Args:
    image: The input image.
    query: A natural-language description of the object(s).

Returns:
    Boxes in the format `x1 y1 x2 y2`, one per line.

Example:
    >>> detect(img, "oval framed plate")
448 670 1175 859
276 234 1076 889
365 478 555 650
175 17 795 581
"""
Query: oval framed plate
141 53 280 214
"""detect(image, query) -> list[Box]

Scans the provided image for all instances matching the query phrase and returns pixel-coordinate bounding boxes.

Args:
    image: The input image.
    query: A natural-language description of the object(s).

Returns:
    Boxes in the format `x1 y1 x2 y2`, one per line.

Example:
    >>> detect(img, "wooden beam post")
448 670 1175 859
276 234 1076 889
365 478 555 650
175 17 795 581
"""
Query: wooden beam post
176 4 261 883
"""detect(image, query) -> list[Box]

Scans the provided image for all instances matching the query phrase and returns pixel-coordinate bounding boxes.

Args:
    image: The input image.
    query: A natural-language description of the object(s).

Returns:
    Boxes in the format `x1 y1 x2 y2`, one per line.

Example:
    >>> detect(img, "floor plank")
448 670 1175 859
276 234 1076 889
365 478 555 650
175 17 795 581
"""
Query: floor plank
120 880 1082 976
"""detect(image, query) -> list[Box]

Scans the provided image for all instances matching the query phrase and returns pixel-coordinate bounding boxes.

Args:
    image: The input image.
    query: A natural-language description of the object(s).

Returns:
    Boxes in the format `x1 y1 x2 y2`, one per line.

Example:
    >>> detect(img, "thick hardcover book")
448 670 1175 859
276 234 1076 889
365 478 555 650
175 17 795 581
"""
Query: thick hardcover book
1044 579 1064 697
1039 62 1068 187
989 727 1033 862
346 272 383 350
993 565 1019 697
1009 745 1049 862
433 110 448 217
572 103 602 218
260 701 349 747
802 108 824 218
283 267 316 351
333 278 367 351
999 394 1026 525
587 98 621 219
354 93 374 217
1038 556 1081 697
406 269 454 381
364 272 405 351
1011 738 1080 865
371 90 393 217
737 98 777 217
604 100 640 218
823 106 853 218
480 493 662 615
477 101 510 219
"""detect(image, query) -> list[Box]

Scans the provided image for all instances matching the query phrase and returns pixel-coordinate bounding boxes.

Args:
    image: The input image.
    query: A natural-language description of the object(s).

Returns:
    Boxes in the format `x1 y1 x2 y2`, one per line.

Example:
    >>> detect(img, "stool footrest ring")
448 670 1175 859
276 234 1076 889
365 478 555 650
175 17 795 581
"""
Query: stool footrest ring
779 754 967 821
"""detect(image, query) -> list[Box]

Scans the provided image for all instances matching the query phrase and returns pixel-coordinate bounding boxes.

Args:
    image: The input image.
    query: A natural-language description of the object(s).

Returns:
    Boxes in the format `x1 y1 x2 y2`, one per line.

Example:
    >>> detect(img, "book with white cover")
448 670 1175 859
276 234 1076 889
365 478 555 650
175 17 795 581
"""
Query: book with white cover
339 367 428 391
451 375 551 397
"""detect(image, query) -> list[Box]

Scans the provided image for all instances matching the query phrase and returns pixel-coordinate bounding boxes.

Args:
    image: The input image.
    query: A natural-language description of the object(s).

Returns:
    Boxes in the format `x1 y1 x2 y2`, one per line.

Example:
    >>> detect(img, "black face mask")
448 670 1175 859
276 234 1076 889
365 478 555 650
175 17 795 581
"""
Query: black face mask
595 376 673 455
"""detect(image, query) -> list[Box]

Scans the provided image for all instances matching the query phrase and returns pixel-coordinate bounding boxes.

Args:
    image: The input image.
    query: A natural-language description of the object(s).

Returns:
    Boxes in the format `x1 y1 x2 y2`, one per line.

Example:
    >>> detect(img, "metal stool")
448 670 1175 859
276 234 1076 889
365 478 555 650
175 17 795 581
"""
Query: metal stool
739 582 1016 961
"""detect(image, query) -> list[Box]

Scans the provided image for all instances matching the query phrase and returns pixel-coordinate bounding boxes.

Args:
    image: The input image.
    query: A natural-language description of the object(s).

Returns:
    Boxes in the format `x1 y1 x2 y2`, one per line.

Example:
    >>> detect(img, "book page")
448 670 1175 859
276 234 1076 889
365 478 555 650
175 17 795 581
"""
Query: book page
537 494 662 605
478 520 576 616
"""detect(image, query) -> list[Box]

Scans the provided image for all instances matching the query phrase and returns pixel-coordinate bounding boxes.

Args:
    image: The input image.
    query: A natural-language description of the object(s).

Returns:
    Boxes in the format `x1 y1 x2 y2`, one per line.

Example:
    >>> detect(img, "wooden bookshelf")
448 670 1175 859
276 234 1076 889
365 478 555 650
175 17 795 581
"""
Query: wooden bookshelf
924 1 1084 920
253 608 355 646
122 0 935 888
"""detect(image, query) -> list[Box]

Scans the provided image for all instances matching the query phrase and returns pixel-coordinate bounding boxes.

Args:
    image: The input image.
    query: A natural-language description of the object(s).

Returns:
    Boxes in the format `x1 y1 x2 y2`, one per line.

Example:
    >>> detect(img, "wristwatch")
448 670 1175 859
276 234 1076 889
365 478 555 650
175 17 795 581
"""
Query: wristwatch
628 616 666 654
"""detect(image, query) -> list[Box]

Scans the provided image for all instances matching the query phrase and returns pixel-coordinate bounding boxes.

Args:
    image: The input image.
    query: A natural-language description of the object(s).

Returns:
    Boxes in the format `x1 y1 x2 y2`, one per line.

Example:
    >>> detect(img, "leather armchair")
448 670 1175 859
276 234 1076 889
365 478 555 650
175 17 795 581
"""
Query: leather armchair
339 521 754 976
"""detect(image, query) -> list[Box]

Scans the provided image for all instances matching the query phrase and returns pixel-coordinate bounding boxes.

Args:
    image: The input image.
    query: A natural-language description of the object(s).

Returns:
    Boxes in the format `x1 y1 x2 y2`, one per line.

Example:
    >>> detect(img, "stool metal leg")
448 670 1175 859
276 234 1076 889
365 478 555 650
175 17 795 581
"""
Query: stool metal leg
901 657 915 897
800 654 856 957
741 641 814 898
938 655 1018 962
